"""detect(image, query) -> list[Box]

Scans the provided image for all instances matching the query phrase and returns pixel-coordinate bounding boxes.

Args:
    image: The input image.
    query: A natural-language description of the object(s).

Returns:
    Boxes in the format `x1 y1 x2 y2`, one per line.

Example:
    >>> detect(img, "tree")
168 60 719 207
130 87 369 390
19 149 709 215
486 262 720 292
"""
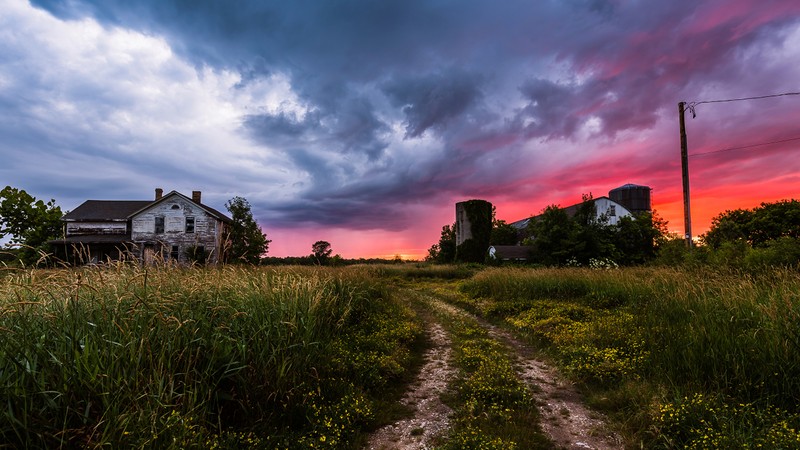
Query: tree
0 186 63 265
524 194 667 266
571 194 618 264
526 204 580 265
702 199 800 249
702 208 754 249
613 211 668 265
311 240 332 265
491 219 518 245
426 223 456 263
225 196 270 264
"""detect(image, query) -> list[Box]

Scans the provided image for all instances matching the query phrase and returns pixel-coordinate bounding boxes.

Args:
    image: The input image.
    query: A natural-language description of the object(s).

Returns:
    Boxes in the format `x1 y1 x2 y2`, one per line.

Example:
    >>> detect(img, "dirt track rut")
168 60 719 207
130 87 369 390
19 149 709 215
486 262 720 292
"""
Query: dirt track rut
365 321 456 450
365 289 621 449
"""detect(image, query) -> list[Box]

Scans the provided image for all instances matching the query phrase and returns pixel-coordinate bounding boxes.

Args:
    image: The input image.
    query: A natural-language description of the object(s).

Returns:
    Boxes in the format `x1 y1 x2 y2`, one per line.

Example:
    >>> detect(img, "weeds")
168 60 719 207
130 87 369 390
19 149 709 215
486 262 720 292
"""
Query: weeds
0 264 421 448
458 266 800 447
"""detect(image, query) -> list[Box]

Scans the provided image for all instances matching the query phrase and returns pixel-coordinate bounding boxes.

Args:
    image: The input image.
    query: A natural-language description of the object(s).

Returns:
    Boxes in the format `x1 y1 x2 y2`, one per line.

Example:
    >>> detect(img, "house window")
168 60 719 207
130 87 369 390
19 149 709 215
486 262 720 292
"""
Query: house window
186 217 195 233
609 205 616 217
170 245 179 260
171 204 180 210
155 216 165 234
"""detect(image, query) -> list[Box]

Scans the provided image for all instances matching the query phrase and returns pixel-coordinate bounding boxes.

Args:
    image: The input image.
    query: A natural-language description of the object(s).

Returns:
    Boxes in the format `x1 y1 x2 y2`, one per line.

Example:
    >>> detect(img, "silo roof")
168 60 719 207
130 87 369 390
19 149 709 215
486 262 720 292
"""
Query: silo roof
611 183 650 190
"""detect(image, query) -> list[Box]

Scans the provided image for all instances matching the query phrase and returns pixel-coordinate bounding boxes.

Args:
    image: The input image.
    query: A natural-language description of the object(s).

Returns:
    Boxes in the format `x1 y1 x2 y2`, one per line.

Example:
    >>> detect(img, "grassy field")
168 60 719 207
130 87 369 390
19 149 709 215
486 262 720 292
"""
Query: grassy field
456 266 800 448
0 264 422 448
2 263 799 448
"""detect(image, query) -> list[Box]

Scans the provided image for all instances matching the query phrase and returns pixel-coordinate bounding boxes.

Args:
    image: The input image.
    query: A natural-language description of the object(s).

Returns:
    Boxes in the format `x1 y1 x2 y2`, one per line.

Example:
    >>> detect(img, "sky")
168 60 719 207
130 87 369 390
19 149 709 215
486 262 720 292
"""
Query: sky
1 0 799 259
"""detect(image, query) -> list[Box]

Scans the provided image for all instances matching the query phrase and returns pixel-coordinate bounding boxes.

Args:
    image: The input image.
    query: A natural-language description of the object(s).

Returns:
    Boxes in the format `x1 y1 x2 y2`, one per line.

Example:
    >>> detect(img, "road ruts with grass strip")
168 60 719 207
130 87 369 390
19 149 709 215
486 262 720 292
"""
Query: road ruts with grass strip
398 287 551 450
365 316 456 450
420 283 622 450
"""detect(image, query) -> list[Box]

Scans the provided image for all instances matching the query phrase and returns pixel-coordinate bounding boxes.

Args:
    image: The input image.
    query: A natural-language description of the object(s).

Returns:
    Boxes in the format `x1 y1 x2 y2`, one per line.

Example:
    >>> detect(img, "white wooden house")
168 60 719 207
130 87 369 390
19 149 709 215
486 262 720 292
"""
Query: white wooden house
56 189 231 264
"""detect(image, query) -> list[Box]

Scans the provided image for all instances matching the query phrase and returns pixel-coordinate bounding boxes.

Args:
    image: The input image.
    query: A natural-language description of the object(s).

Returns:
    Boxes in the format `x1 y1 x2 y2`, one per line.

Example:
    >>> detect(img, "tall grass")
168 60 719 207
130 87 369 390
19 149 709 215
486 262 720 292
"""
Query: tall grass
0 264 419 448
459 267 800 447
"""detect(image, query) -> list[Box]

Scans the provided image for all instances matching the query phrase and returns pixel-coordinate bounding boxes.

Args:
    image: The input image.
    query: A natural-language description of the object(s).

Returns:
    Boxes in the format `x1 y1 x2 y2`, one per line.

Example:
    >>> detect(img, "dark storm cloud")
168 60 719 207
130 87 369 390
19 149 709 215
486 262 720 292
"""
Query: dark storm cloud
384 71 484 138
245 111 321 142
18 0 800 236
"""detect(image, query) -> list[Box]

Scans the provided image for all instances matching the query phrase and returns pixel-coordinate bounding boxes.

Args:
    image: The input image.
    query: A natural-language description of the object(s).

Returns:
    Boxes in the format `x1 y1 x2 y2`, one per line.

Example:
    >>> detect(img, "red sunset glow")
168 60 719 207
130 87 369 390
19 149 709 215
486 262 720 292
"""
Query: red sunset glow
2 0 799 259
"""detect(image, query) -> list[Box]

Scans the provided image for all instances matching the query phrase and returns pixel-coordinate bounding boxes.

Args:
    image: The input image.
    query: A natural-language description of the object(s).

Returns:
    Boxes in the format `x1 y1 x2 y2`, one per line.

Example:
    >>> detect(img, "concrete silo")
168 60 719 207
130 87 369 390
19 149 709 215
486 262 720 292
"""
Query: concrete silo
455 199 492 263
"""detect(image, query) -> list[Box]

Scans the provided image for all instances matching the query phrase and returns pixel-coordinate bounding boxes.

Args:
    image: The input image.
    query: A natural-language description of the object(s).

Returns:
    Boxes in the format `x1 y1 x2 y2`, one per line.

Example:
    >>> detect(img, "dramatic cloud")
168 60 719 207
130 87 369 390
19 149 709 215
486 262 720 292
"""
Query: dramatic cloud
2 0 799 257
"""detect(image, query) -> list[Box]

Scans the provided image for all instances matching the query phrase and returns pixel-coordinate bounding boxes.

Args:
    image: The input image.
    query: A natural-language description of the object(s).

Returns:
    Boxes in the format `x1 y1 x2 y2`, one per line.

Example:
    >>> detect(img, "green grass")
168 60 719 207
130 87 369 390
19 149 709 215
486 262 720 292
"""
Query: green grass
457 266 800 448
0 264 423 448
362 263 479 281
409 285 551 449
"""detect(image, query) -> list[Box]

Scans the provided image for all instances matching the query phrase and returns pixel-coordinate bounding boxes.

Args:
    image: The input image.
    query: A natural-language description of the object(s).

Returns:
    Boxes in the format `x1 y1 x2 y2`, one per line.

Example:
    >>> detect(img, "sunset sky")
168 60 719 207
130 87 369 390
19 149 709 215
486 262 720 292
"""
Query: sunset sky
2 0 799 259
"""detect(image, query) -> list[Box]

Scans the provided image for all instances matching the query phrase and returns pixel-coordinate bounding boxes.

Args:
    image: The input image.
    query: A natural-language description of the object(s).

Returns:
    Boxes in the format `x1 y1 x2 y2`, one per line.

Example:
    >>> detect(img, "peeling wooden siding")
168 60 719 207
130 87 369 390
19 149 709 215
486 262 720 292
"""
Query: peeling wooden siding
131 197 225 263
66 222 127 236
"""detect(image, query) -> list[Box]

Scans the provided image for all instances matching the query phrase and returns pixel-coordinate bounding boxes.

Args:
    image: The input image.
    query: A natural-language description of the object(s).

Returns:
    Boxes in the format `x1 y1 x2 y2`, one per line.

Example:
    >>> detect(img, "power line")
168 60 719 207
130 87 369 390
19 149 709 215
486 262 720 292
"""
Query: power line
685 91 800 118
677 90 800 246
690 135 800 157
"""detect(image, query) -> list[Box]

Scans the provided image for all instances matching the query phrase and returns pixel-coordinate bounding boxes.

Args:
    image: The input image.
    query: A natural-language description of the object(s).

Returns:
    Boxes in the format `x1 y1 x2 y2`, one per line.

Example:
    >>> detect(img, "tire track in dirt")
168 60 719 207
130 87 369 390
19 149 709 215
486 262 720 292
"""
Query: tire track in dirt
365 320 456 450
434 300 622 450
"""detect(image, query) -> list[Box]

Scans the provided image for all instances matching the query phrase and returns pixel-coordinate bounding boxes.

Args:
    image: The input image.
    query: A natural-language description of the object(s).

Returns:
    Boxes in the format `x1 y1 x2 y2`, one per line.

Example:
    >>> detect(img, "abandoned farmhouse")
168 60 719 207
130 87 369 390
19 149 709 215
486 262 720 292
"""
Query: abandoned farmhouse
52 189 231 264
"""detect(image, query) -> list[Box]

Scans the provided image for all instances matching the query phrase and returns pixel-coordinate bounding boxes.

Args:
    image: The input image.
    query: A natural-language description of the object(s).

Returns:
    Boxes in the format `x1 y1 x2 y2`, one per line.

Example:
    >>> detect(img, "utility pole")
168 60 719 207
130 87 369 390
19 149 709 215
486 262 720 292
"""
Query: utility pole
678 102 692 248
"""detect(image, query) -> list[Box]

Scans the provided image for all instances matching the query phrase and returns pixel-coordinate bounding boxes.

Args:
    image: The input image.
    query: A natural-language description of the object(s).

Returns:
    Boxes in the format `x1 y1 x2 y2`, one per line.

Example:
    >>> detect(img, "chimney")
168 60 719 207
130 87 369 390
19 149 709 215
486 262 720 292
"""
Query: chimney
192 190 202 204
155 188 163 200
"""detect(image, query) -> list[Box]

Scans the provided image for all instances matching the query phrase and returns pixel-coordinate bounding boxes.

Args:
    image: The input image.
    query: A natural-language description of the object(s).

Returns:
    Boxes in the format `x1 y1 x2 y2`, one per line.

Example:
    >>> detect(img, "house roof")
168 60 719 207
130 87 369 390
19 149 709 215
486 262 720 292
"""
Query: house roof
63 200 153 222
127 191 232 224
510 196 625 230
62 191 233 224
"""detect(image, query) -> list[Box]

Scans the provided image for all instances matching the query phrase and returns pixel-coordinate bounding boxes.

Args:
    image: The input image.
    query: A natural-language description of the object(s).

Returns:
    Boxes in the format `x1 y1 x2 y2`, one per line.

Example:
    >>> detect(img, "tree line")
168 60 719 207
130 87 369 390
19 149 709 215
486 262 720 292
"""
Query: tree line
428 195 800 269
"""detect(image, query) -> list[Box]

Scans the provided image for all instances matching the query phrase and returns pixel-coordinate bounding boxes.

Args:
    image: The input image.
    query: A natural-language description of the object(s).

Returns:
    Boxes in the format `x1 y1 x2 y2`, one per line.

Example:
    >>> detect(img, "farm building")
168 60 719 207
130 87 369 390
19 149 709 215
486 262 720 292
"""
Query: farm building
487 245 534 262
509 184 652 241
52 189 231 264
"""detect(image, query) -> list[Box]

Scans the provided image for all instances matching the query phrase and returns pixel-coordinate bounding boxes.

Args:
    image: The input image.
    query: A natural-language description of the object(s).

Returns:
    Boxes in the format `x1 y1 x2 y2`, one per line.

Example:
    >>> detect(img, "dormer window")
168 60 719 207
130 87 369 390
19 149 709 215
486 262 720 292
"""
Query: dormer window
155 216 165 234
186 217 195 233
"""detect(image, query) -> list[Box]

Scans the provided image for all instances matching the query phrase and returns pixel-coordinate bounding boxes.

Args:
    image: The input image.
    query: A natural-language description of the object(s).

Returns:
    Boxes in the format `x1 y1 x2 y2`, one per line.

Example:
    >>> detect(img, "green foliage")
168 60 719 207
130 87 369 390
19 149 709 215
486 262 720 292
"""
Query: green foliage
311 240 333 265
702 208 753 248
454 238 485 265
524 196 667 267
0 186 63 265
656 394 800 449
365 263 477 280
613 211 668 265
490 219 518 246
458 267 800 446
0 265 421 448
526 205 579 265
427 223 456 263
224 196 270 264
456 200 492 263
703 199 800 249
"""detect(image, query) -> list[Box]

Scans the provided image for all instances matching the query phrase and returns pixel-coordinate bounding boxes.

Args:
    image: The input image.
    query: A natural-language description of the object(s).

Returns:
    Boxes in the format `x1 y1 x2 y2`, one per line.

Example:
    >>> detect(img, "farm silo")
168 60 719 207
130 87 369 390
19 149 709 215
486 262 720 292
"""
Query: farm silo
609 184 652 215
455 199 492 263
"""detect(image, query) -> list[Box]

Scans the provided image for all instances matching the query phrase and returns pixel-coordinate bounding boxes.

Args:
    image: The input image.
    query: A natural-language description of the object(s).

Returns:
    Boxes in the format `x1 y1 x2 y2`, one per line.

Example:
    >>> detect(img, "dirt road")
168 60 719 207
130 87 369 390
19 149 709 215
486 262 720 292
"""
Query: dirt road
365 286 621 449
